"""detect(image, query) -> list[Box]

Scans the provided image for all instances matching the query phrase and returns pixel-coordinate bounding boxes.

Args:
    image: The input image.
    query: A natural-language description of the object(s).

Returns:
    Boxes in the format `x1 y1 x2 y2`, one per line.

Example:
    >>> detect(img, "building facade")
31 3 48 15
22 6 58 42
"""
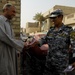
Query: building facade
26 22 40 34
25 5 75 34
43 5 75 31
64 13 75 29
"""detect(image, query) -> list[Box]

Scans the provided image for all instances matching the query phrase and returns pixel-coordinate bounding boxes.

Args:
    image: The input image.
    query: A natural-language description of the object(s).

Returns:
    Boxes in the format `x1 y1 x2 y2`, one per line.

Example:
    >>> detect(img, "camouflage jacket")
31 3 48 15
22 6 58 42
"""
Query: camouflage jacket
39 24 74 73
70 29 75 57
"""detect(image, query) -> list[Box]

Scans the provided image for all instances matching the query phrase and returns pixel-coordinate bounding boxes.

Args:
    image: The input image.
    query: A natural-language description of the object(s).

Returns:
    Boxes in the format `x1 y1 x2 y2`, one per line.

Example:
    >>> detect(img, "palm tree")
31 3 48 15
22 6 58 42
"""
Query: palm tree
33 12 45 31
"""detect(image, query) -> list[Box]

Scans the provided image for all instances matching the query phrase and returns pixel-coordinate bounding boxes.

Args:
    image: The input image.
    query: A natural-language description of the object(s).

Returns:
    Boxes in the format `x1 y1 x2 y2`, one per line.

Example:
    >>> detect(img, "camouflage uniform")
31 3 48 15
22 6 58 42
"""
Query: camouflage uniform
70 29 75 57
39 24 74 75
67 30 75 75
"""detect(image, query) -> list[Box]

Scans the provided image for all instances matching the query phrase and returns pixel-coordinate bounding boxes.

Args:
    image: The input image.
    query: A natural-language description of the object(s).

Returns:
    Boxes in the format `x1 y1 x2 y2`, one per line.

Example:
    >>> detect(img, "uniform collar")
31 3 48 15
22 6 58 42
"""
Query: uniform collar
53 23 65 31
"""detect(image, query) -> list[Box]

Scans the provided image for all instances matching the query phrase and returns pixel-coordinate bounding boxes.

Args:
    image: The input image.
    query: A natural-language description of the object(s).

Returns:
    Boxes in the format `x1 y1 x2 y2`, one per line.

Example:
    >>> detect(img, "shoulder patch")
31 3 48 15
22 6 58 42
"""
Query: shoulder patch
64 25 73 32
65 25 72 29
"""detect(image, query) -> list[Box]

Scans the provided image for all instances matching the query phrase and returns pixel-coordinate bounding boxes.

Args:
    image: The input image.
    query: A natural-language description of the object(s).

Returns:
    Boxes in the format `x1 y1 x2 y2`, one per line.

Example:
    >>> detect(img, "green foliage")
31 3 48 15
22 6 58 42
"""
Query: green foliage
33 12 45 22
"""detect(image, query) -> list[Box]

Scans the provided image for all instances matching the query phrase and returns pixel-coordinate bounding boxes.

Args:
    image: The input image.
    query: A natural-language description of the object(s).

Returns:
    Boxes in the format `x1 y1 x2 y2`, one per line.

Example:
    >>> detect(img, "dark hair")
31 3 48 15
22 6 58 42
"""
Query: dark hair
58 15 63 19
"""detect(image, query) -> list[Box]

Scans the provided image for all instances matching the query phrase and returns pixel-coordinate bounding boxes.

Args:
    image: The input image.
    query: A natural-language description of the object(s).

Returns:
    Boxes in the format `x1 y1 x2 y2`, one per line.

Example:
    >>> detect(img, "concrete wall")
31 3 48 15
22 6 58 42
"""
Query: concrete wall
26 22 40 33
64 13 75 24
26 27 40 33
64 13 75 29
54 5 75 15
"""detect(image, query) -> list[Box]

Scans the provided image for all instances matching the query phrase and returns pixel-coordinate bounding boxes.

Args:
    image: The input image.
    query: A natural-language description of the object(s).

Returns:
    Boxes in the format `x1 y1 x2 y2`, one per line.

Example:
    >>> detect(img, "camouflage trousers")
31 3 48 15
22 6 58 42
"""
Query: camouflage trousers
43 69 65 75
43 64 65 75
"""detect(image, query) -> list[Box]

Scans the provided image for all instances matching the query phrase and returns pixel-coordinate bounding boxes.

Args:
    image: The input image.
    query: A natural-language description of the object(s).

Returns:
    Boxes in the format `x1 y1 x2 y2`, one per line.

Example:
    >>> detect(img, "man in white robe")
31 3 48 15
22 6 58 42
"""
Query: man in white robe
0 3 25 75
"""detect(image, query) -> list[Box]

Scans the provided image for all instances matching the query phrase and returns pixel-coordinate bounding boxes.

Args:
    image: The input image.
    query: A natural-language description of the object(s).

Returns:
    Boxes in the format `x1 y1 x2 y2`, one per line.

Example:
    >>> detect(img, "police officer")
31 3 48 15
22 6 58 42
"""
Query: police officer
29 9 75 75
